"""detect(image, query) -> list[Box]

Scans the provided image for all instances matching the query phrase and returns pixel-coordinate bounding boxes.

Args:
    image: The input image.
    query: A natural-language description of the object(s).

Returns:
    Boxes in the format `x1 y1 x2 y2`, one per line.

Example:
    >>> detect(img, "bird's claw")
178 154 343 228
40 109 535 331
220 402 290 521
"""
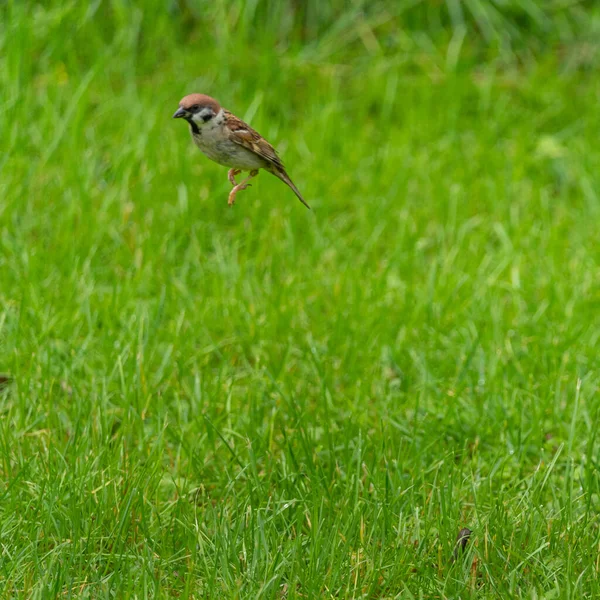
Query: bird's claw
226 170 258 207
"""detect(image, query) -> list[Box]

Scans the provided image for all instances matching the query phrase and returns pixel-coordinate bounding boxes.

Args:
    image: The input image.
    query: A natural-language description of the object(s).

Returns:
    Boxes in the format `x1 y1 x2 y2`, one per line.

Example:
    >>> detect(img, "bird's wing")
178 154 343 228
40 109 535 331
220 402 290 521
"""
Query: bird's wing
225 111 310 209
224 110 285 170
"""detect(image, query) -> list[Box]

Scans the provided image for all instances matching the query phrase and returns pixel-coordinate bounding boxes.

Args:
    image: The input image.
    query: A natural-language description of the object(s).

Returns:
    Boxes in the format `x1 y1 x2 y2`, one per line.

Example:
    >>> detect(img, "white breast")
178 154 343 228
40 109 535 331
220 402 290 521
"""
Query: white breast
191 116 266 171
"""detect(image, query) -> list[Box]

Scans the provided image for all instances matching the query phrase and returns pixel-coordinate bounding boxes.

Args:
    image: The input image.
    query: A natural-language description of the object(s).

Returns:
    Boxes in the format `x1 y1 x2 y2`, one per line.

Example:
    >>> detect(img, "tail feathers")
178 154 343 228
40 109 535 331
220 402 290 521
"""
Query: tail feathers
271 167 311 210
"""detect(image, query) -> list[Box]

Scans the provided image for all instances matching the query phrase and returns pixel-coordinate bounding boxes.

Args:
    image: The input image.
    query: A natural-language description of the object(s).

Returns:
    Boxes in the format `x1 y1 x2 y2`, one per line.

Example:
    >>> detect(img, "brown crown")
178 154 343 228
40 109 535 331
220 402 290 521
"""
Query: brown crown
178 94 221 112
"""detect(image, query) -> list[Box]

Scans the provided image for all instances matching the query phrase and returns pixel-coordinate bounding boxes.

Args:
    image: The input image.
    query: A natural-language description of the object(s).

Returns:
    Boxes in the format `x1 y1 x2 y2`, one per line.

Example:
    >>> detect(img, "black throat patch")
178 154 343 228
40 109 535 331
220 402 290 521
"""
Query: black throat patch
186 118 200 135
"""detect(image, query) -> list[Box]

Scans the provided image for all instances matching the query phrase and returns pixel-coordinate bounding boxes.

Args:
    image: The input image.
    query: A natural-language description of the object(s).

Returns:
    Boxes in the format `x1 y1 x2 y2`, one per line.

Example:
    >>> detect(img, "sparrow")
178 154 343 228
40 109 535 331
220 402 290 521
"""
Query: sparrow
173 94 309 209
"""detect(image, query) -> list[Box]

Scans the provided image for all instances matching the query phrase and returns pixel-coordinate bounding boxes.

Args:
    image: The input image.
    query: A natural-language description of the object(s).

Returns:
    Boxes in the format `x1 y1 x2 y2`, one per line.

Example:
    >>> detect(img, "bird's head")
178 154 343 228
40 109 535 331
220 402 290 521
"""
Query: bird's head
173 94 222 128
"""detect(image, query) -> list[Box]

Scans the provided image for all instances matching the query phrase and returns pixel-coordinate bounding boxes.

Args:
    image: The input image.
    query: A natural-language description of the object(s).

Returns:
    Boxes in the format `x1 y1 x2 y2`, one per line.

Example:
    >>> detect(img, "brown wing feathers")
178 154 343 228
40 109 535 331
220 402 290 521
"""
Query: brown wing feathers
225 111 284 168
225 111 310 209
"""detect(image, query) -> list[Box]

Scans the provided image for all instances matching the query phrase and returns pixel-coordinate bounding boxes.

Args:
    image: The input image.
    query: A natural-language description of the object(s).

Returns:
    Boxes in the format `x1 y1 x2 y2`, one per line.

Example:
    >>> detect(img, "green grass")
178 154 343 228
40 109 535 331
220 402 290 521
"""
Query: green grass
1 1 600 597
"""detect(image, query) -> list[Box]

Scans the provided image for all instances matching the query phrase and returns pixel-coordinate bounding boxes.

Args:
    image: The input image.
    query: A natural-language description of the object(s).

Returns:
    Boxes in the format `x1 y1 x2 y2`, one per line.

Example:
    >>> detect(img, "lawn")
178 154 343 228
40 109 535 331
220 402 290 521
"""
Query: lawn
1 1 600 597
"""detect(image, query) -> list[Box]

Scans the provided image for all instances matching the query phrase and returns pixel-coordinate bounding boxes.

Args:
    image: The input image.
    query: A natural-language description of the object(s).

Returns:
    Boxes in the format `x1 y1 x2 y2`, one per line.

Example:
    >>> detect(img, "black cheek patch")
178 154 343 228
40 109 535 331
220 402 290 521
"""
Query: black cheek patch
202 114 213 123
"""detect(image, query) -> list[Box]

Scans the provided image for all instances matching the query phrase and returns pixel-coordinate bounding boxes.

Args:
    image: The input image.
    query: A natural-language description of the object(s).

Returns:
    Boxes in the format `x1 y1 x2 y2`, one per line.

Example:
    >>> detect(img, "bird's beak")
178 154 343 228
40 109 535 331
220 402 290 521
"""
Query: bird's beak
173 107 187 119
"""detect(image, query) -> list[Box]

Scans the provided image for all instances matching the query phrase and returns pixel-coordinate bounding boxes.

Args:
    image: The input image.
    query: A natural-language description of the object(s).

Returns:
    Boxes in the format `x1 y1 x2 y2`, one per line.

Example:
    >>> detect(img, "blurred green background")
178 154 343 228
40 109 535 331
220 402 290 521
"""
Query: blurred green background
1 1 600 597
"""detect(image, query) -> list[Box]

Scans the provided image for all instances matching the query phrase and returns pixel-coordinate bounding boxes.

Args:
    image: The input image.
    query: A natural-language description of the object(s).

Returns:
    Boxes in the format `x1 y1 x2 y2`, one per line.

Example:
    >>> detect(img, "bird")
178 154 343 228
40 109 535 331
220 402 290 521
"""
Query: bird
173 94 310 209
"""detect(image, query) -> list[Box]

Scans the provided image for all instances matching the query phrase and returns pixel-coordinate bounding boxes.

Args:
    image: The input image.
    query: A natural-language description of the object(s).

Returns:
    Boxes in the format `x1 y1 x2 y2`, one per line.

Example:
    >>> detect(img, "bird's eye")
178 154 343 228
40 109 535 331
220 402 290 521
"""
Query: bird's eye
190 104 200 111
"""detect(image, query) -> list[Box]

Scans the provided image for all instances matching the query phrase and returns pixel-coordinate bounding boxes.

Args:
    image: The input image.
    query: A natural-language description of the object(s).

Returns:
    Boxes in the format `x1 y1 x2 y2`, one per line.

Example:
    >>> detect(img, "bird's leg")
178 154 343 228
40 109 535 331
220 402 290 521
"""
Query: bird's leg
228 168 241 187
228 170 259 206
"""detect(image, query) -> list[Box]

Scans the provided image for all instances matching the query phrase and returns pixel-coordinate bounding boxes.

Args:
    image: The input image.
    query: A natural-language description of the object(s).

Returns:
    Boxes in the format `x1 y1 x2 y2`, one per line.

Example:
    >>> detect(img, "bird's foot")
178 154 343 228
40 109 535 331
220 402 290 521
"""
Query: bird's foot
227 171 259 207
228 168 241 187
